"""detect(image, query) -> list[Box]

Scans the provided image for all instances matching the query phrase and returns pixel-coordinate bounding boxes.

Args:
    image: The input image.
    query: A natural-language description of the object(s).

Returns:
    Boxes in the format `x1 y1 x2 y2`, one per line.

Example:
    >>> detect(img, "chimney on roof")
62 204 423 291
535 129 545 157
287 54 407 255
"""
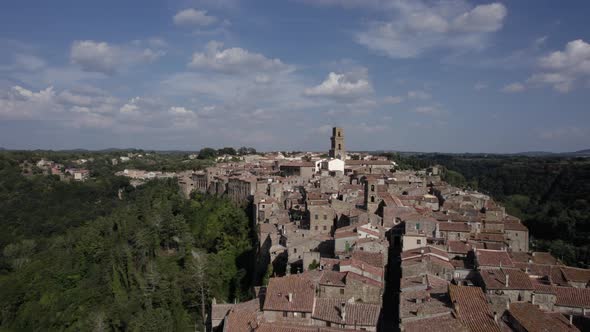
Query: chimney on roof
340 302 346 321
505 274 509 288
531 293 535 305
288 293 293 302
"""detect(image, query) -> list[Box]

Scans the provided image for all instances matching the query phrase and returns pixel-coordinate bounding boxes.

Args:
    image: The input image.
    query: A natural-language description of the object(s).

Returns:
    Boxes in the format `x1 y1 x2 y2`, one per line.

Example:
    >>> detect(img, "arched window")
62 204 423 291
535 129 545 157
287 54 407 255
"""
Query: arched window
338 144 341 150
338 131 341 137
371 184 375 192
370 196 375 203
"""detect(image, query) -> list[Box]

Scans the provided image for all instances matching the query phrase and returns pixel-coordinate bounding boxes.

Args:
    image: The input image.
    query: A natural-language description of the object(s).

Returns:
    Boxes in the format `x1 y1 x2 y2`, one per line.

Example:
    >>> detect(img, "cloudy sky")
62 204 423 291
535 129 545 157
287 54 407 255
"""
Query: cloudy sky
1 0 589 153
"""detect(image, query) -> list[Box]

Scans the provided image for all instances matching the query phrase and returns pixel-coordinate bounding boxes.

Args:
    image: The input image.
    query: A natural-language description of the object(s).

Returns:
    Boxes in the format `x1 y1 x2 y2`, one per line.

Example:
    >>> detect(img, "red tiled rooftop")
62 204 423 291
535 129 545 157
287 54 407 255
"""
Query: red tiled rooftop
439 222 471 232
479 268 534 290
263 275 316 313
449 284 501 332
311 298 381 326
507 302 579 332
402 313 469 332
475 249 514 267
319 271 347 287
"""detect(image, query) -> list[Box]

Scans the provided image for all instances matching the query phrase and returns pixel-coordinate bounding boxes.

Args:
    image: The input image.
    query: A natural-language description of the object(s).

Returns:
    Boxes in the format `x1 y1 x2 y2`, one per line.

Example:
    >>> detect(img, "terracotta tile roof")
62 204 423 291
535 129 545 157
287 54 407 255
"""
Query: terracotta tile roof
311 298 381 326
451 257 473 269
439 222 471 232
507 302 580 332
472 232 505 243
263 275 316 313
512 251 559 265
351 251 384 268
224 308 259 332
536 284 590 308
319 271 347 287
475 249 514 267
479 268 534 290
560 266 590 284
448 241 472 254
399 288 452 321
401 246 449 261
319 258 340 271
256 322 349 332
448 284 501 332
280 162 315 167
402 313 469 332
345 271 383 288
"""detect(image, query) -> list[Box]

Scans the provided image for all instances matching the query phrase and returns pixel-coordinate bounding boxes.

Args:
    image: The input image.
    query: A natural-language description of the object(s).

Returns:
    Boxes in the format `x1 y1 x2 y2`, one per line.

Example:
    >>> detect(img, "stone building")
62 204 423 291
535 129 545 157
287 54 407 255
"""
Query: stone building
329 127 346 160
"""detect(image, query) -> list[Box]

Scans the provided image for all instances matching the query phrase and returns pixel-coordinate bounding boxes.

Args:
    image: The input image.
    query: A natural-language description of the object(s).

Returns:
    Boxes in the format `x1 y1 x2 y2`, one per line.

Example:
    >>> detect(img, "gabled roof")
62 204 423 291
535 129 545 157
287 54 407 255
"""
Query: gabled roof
263 275 316 313
224 308 259 332
439 222 470 232
479 268 534 290
448 284 501 332
507 303 579 332
475 249 514 267
402 313 469 332
311 298 381 326
319 271 347 287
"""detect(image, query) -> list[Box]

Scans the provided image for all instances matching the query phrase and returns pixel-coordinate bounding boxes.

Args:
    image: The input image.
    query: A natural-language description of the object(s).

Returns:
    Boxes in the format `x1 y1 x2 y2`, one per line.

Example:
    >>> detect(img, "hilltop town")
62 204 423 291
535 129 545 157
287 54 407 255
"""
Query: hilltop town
168 127 589 332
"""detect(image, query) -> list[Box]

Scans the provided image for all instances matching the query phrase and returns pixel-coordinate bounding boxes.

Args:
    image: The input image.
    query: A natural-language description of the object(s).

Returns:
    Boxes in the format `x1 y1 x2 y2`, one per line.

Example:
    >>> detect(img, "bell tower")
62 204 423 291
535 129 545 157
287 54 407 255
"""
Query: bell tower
329 127 346 160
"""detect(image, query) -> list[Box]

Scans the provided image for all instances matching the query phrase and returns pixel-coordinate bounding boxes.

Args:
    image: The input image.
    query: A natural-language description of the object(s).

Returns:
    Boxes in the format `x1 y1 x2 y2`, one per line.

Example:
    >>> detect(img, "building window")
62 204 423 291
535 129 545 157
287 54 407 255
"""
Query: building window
417 239 422 245
323 225 327 231
315 214 319 220
302 312 306 318
338 144 341 150
283 312 288 318
370 184 375 192
323 214 327 220
416 223 420 230
370 196 375 203
340 288 344 295
315 226 318 230
293 248 297 253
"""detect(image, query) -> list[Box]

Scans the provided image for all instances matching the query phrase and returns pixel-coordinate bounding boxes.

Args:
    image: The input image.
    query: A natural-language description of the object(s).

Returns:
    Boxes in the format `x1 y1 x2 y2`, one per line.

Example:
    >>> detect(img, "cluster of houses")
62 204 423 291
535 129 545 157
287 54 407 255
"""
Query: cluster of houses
116 168 176 186
35 159 90 181
177 127 589 332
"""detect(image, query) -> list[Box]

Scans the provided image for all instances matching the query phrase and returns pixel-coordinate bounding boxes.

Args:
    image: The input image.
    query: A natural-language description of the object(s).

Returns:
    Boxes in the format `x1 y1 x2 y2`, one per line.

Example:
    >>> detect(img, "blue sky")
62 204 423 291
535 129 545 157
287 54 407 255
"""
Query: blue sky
1 0 589 153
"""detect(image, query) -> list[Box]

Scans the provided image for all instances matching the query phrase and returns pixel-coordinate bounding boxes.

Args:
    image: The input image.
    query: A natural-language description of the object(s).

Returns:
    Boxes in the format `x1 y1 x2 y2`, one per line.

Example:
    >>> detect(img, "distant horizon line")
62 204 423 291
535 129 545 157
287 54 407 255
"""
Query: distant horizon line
1 146 589 156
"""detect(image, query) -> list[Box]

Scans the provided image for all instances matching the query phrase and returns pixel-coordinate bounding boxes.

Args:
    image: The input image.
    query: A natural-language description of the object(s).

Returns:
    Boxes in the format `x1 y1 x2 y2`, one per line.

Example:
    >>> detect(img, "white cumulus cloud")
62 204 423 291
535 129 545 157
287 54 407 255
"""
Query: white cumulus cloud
354 1 507 58
188 41 292 74
173 8 217 26
528 39 590 92
304 72 372 98
70 40 166 74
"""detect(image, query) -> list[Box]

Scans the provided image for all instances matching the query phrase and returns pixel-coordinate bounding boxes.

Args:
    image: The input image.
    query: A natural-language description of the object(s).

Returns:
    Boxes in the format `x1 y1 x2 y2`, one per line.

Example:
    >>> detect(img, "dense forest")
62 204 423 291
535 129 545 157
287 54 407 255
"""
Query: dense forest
0 153 255 331
385 153 590 268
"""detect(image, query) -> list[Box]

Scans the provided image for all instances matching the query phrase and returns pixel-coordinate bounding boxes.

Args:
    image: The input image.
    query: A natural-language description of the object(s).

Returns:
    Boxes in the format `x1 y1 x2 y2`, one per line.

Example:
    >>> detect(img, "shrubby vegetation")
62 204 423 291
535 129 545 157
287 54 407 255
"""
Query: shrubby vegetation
394 153 590 267
0 152 255 331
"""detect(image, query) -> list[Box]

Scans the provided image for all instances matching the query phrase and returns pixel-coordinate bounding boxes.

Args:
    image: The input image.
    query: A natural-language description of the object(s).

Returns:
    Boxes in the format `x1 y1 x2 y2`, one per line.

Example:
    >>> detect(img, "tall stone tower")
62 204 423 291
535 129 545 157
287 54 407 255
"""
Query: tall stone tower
329 127 346 160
